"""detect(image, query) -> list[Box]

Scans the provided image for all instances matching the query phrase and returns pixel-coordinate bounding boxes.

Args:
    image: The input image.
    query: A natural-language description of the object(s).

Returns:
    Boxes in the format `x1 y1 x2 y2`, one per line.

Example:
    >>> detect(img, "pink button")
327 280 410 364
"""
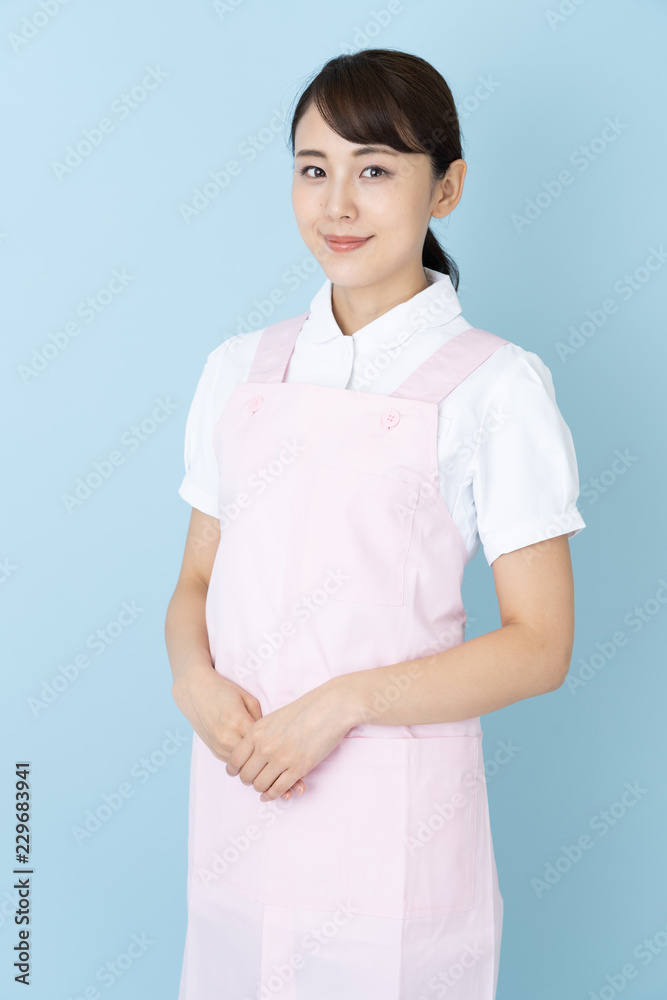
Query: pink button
249 395 263 414
382 409 401 429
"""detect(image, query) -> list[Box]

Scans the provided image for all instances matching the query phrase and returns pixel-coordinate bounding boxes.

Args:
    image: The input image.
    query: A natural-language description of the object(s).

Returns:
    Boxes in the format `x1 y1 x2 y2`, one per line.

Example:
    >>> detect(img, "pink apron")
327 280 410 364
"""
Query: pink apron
179 312 508 1000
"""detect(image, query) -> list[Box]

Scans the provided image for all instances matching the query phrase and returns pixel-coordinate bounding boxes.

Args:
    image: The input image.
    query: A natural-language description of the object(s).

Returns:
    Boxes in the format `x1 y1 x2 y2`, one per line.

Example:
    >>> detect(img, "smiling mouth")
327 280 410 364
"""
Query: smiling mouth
323 235 373 253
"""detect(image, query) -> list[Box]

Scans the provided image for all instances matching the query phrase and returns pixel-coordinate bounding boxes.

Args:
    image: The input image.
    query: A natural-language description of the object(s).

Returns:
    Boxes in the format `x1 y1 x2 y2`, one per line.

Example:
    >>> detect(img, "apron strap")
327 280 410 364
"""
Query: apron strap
247 312 310 383
389 328 509 404
248 313 509 404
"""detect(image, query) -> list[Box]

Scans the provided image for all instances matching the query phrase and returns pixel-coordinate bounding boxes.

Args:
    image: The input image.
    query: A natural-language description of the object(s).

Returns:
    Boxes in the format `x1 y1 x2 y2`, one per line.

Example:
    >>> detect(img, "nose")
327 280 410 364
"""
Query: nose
324 178 357 222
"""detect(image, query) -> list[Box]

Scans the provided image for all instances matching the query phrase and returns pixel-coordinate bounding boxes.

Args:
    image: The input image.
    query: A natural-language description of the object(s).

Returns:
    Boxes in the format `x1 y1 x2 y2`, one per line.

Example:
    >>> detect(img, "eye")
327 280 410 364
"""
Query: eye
361 165 389 178
297 164 390 179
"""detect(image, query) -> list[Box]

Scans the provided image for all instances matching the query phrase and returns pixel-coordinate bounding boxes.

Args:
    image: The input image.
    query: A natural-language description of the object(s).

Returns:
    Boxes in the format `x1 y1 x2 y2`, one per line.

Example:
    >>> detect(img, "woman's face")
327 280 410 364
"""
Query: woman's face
291 102 464 290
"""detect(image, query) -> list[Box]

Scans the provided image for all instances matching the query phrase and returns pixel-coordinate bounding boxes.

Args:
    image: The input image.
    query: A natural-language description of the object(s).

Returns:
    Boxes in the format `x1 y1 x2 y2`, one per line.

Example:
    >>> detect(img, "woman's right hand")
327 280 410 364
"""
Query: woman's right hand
172 658 305 801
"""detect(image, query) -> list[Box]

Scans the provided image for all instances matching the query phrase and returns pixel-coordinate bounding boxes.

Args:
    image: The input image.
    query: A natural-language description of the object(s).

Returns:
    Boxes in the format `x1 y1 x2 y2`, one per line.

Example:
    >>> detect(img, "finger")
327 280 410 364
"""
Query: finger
275 778 306 801
243 696 263 722
280 779 304 801
226 743 253 777
260 773 299 802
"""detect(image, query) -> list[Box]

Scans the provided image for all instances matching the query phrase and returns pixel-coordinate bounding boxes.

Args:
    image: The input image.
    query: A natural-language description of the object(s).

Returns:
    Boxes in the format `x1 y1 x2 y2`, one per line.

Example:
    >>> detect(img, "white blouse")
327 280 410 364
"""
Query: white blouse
178 268 586 567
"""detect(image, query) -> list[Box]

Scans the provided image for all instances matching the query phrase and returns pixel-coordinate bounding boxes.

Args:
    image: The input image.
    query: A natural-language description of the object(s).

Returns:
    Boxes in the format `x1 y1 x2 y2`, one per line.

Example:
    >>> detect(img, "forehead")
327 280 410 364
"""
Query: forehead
294 104 411 160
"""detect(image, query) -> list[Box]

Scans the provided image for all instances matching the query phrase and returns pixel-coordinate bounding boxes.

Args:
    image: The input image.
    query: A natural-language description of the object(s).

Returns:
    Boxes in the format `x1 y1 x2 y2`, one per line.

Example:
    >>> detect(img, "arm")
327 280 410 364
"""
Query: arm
224 532 575 802
164 507 304 798
165 507 221 699
330 533 576 729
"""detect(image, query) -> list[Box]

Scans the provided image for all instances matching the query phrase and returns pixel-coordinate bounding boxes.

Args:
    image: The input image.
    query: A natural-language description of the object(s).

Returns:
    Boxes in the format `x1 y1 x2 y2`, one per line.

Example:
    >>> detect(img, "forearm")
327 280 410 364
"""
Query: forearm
331 622 568 729
164 578 214 694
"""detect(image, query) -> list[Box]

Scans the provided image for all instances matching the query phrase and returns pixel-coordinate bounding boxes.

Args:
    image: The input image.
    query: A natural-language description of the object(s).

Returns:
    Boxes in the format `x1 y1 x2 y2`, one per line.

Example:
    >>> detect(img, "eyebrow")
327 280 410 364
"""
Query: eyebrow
295 146 400 158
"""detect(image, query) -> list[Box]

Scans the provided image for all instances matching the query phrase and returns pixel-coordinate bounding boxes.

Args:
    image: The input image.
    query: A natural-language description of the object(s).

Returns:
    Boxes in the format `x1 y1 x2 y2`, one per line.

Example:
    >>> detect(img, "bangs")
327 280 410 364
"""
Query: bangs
304 58 427 156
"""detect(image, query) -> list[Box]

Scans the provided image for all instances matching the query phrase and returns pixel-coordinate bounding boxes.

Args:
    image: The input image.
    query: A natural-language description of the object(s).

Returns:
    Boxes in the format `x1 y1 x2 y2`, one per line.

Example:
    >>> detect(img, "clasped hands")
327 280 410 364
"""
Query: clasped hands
225 679 353 802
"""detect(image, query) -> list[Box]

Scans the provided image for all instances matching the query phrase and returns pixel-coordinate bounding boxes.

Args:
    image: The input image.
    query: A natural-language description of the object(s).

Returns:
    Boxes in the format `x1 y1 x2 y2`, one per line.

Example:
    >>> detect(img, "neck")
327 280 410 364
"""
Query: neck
331 265 431 337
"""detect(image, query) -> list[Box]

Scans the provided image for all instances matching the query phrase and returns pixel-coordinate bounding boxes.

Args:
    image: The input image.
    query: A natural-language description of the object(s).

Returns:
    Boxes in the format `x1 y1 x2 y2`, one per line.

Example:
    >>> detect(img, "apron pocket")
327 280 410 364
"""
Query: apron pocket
297 464 417 606
258 750 349 909
195 741 350 911
199 735 480 918
341 735 480 918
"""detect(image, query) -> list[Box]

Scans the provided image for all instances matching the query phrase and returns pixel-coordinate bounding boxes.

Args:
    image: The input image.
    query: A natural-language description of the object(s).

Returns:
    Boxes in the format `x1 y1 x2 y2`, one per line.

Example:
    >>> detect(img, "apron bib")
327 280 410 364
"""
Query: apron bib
182 312 508 995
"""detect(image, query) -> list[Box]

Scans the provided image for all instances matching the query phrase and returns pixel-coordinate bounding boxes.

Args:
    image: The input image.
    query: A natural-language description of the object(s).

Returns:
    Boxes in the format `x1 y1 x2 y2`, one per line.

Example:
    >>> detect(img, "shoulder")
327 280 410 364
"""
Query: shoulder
439 330 567 456
464 333 559 406
199 325 270 387
202 309 309 380
204 327 264 368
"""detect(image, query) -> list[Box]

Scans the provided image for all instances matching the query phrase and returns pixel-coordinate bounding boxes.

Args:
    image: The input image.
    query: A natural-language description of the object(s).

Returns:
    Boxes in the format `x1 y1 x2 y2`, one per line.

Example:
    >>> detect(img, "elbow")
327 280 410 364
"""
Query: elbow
164 590 177 640
516 623 573 694
544 644 574 692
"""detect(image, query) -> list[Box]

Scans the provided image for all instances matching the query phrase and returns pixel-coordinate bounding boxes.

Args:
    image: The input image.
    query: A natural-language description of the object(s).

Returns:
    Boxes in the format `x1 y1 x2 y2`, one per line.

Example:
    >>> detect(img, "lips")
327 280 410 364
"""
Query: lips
323 234 373 252
324 235 369 243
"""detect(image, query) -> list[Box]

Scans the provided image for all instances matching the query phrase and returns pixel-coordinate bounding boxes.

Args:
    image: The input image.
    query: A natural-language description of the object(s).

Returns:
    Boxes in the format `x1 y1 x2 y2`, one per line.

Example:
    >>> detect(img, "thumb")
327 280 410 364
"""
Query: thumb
241 692 263 722
242 694 262 722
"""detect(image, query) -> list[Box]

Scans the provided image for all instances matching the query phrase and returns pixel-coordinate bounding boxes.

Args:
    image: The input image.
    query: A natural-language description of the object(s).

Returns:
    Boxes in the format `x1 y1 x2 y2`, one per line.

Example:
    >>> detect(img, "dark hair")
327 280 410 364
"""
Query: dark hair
288 48 464 290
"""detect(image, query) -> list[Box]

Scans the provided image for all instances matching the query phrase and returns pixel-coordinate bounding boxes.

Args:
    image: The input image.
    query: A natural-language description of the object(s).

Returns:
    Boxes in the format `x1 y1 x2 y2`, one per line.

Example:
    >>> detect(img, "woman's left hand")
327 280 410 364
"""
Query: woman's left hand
225 678 353 802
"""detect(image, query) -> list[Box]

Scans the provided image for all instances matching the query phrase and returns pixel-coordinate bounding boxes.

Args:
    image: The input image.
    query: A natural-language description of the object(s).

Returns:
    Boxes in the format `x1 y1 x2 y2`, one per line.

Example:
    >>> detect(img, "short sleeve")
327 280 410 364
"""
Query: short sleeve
177 345 228 518
470 350 586 566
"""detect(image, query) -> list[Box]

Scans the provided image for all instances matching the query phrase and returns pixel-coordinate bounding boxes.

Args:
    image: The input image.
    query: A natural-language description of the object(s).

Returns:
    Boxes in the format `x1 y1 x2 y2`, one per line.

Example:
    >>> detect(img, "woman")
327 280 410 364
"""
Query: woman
165 49 586 1000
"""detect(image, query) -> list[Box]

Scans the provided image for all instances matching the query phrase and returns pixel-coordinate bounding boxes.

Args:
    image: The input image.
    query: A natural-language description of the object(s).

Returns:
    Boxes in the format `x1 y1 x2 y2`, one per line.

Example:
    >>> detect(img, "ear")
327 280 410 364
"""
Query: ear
431 159 467 220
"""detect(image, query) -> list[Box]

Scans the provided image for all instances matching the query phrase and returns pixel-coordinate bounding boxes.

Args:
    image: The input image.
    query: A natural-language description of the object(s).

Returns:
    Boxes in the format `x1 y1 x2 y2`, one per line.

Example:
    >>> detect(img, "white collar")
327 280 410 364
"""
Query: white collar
302 268 463 351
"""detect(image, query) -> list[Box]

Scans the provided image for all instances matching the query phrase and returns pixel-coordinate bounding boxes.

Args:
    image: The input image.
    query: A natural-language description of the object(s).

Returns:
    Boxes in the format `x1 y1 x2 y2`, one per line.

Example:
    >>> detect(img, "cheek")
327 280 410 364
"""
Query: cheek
380 202 423 239
292 188 318 226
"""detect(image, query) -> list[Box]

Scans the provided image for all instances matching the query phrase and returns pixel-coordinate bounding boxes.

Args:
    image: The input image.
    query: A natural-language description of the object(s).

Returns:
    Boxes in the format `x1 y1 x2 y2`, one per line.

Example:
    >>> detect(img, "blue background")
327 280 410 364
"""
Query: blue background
2 1 666 998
